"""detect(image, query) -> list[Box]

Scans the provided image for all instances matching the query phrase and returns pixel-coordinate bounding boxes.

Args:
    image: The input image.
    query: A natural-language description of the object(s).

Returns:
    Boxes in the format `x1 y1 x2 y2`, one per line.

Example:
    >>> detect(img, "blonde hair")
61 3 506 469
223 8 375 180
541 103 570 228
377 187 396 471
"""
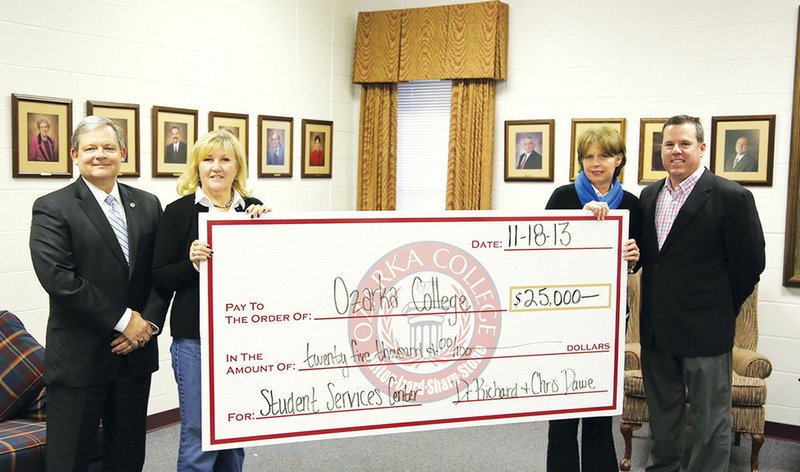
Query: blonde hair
176 129 251 197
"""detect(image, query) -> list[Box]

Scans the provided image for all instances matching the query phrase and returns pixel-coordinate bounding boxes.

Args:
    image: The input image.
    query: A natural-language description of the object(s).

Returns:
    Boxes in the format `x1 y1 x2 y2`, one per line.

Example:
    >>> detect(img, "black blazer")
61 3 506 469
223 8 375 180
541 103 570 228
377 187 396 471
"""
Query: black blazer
520 150 543 170
153 193 262 339
29 177 169 387
639 170 765 357
165 141 187 163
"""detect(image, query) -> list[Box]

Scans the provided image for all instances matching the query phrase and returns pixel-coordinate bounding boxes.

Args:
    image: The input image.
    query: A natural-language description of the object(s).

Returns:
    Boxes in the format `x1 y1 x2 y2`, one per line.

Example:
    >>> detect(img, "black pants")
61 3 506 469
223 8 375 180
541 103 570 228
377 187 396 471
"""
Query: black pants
546 417 618 472
46 369 151 472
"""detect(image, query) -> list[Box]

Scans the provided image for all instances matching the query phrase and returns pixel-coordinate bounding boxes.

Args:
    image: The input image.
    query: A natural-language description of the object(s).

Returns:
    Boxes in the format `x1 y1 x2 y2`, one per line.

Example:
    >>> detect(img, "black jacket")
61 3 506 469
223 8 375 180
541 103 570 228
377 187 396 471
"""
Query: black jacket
638 170 765 357
153 193 262 338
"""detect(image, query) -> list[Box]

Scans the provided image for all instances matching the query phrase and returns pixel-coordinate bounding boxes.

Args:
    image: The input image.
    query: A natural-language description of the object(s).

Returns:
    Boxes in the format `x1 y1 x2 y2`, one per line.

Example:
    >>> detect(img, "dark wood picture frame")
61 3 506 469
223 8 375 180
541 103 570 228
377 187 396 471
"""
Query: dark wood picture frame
301 119 333 178
12 93 73 178
258 115 293 178
570 118 626 182
784 7 800 286
638 118 668 184
710 115 775 186
504 119 555 182
209 111 249 158
152 105 198 177
87 100 141 177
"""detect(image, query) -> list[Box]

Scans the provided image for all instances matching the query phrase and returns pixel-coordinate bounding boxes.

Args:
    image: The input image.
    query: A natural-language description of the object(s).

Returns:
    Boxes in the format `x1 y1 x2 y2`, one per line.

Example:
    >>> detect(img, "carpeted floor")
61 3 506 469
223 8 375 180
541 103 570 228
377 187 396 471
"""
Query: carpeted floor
143 417 800 471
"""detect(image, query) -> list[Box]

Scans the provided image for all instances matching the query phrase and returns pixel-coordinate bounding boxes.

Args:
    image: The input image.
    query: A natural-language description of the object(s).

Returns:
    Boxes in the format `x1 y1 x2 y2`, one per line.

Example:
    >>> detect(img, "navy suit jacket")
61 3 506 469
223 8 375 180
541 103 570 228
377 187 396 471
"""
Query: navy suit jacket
638 169 764 357
30 177 169 387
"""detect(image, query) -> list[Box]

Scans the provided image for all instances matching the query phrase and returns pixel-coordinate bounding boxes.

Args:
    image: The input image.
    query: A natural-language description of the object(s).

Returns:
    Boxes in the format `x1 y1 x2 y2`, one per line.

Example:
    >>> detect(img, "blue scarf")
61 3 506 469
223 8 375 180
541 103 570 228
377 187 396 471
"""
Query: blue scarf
575 170 623 209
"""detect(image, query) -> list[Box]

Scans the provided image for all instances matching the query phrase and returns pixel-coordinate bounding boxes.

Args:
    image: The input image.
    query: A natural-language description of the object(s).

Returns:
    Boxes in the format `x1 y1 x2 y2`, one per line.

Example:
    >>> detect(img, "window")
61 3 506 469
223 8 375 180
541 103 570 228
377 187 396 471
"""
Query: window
396 80 452 211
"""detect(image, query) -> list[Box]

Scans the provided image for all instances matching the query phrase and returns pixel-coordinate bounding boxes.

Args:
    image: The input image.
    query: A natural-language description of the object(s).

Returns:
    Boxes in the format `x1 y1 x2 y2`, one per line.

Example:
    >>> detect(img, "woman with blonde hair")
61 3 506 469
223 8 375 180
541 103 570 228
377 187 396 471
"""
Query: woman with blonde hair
153 129 267 471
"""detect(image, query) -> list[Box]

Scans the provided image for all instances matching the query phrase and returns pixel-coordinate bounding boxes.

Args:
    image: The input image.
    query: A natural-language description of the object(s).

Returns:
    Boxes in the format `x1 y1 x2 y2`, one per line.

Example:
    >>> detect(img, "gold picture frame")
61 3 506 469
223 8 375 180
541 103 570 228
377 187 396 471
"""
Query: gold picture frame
710 115 775 186
784 8 800 286
504 119 555 182
301 119 332 178
258 115 293 178
209 111 249 159
12 93 73 178
87 100 140 177
570 118 626 182
638 118 668 184
152 105 198 177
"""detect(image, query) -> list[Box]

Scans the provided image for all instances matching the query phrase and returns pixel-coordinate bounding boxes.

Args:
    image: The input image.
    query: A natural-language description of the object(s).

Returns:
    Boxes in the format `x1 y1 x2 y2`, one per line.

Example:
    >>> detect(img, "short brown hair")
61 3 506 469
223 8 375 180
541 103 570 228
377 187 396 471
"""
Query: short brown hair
662 115 704 143
576 127 626 179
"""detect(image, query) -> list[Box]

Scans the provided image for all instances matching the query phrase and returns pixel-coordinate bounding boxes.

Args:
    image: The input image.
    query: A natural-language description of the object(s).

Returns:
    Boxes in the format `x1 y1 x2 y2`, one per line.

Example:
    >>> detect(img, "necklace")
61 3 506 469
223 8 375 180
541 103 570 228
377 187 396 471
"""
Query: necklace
212 193 234 209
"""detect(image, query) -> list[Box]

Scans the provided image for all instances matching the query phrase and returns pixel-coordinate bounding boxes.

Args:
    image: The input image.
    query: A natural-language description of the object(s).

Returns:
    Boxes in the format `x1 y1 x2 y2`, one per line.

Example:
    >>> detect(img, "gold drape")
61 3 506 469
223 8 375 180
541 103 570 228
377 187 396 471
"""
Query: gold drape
353 1 508 83
357 84 398 211
354 2 507 212
353 10 402 83
446 79 495 210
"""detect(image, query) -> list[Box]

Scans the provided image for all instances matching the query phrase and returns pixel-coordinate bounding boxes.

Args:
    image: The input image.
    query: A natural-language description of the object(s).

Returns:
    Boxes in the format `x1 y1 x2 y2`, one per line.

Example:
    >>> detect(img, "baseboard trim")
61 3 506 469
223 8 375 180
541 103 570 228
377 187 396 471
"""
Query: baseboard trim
145 409 799 443
765 421 800 443
146 408 180 432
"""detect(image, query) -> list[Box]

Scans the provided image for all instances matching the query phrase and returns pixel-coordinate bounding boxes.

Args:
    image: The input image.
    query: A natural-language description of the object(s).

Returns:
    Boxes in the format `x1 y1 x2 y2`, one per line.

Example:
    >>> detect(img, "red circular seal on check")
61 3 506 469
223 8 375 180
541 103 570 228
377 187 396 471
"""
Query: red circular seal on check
348 241 501 402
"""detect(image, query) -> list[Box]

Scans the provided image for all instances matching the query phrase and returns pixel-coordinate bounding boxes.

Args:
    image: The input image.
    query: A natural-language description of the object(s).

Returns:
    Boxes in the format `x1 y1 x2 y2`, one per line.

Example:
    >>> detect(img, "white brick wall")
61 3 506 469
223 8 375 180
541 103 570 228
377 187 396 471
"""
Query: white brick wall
496 0 800 427
357 0 800 427
0 0 358 415
3 0 799 427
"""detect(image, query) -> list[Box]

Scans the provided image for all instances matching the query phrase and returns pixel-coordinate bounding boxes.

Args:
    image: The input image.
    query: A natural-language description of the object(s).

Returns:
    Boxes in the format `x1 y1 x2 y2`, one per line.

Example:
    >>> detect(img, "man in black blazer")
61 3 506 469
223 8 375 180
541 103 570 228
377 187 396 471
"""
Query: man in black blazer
638 115 764 472
30 116 168 471
165 125 187 163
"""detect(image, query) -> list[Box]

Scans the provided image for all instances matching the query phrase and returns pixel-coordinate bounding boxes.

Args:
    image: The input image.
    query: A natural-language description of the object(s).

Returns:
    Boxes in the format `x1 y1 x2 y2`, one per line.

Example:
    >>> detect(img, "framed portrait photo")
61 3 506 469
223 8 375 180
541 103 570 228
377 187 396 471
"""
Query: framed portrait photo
504 119 555 182
301 119 333 178
569 118 626 182
258 115 293 178
638 118 668 184
12 93 73 178
209 111 249 158
710 115 775 186
87 100 140 177
152 106 198 177
784 8 800 287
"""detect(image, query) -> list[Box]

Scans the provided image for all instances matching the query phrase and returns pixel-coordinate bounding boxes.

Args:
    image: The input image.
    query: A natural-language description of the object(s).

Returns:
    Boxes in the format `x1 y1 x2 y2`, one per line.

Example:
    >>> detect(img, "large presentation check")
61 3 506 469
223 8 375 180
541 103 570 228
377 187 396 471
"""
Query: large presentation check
199 210 629 449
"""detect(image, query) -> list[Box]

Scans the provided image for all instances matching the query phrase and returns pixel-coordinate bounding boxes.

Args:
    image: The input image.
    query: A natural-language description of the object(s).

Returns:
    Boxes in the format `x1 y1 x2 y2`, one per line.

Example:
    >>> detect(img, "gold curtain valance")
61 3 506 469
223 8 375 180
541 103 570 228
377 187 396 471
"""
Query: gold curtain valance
353 1 508 83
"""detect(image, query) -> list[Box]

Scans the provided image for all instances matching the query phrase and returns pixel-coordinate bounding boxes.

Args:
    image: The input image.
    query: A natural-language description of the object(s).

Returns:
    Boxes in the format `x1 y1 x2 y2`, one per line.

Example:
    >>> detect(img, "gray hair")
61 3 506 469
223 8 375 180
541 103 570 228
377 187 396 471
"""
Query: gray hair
70 115 126 152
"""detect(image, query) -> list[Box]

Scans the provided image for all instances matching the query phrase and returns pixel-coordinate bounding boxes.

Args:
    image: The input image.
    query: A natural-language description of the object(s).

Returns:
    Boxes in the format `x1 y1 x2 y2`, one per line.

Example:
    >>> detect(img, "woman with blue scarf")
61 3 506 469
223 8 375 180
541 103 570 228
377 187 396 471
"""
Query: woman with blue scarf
545 127 641 472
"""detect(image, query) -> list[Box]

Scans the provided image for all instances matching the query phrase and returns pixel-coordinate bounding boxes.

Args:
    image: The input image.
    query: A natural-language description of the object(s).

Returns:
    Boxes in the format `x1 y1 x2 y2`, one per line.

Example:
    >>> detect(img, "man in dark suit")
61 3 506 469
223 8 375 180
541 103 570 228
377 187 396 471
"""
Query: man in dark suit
638 115 764 472
30 116 168 471
724 135 758 172
165 125 187 163
516 135 542 169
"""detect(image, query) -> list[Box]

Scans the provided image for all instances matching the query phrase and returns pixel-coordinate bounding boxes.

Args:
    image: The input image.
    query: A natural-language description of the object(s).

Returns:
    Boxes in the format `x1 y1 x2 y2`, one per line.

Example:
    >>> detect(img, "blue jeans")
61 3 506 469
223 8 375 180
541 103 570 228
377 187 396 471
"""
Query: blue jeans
171 338 244 472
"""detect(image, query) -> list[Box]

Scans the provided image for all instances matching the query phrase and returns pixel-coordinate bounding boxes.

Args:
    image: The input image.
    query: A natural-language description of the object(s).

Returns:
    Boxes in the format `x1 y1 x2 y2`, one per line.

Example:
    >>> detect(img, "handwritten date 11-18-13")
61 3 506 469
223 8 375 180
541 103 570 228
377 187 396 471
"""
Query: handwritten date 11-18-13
507 223 571 249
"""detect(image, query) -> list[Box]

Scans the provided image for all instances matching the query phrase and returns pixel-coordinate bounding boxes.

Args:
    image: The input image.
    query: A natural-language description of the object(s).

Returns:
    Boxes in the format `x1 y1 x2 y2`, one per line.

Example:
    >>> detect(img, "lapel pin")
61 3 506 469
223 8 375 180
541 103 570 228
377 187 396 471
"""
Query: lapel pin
130 202 136 208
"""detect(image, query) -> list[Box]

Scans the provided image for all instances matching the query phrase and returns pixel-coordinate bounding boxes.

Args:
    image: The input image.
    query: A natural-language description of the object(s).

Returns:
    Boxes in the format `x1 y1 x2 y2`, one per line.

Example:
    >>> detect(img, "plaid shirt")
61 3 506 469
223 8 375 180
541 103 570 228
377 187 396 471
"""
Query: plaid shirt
655 166 706 249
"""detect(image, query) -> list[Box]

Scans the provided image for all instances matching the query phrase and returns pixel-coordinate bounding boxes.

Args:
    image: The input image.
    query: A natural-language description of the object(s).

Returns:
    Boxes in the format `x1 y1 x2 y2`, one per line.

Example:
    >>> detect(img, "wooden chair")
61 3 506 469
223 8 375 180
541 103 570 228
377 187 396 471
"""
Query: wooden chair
619 274 772 472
